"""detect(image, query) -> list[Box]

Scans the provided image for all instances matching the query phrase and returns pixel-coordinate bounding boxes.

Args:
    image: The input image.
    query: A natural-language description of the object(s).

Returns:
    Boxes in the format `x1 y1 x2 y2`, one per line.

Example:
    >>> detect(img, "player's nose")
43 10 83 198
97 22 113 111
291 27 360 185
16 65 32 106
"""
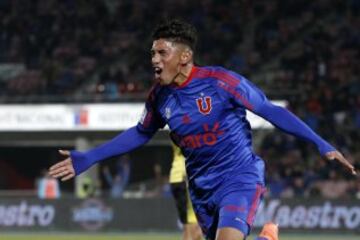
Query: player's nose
151 54 160 65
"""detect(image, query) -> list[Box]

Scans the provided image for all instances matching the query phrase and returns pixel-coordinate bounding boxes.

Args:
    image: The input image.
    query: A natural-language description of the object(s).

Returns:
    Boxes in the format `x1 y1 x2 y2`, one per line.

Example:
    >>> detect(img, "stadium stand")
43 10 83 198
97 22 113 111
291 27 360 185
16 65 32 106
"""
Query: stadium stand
0 0 358 199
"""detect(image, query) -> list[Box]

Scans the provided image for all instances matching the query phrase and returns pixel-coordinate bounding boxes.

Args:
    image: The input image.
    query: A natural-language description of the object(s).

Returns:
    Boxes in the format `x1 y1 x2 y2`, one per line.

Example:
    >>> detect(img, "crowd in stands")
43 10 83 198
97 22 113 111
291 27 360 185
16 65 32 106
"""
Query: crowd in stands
0 0 358 198
1 0 342 99
255 0 359 198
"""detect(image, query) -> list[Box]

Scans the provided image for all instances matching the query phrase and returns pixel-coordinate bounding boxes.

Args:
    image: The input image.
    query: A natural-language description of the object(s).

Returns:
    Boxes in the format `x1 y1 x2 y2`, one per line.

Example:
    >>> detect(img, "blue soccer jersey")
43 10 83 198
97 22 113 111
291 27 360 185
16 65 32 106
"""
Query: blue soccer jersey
70 65 335 239
138 66 267 198
134 65 335 238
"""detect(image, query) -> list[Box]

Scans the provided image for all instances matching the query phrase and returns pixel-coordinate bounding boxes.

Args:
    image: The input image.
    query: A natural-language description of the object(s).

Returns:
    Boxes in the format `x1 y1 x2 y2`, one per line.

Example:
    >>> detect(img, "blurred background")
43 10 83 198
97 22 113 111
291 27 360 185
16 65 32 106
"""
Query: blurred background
0 0 359 239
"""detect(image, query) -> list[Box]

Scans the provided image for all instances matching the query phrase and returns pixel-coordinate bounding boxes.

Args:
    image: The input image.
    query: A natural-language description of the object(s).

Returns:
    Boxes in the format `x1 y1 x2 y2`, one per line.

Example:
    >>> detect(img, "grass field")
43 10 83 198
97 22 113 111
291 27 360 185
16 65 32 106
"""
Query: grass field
0 233 358 240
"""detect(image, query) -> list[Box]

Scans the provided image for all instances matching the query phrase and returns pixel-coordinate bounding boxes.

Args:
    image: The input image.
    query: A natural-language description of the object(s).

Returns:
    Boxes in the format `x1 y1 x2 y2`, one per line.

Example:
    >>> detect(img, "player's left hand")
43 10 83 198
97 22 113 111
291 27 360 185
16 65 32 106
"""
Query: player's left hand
324 151 357 175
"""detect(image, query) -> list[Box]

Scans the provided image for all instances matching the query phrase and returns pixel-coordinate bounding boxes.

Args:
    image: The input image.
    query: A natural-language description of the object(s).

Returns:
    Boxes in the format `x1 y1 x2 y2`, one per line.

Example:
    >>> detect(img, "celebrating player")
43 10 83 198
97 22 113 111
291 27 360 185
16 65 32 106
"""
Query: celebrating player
49 19 356 240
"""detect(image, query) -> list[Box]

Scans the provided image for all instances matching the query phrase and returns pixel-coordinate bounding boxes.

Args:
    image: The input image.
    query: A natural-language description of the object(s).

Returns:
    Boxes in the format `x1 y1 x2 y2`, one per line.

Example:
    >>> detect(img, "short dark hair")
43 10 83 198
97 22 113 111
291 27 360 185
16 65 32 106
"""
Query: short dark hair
152 19 197 51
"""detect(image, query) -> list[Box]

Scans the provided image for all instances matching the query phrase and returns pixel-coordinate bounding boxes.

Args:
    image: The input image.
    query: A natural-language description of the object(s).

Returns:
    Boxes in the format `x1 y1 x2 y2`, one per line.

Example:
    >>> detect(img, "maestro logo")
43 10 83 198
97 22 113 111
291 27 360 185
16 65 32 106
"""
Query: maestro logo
72 198 113 231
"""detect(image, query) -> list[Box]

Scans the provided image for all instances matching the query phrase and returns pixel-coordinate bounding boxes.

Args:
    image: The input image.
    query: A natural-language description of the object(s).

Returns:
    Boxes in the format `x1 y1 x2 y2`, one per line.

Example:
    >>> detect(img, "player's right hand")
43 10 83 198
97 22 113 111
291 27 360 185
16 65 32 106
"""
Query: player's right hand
48 150 76 181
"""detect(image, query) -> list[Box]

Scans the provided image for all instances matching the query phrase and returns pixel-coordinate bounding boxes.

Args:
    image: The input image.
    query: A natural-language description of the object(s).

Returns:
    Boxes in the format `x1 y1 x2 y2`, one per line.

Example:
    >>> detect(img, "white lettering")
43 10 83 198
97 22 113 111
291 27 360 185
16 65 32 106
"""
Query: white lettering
290 206 306 228
4 206 17 226
320 202 332 228
345 208 360 229
275 206 290 227
38 206 55 226
255 200 360 230
17 202 28 226
0 201 55 227
304 206 321 228
254 200 280 226
331 206 347 228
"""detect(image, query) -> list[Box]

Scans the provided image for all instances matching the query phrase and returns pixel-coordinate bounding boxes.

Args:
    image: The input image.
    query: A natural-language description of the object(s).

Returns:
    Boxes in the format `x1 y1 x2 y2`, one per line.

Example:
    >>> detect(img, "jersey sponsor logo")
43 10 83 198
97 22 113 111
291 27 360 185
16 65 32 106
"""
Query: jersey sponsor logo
172 122 224 149
196 96 212 115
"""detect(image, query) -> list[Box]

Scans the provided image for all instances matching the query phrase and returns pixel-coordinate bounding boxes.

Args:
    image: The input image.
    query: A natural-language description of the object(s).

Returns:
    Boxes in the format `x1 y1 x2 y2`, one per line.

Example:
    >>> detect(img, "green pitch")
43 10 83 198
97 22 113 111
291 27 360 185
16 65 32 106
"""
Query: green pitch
0 233 358 240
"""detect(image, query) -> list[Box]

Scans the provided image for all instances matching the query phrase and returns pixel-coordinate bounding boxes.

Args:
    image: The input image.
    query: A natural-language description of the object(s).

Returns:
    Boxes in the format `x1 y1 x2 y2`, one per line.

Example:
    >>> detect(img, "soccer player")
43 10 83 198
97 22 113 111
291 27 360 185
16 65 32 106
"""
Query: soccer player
170 144 202 240
49 19 356 240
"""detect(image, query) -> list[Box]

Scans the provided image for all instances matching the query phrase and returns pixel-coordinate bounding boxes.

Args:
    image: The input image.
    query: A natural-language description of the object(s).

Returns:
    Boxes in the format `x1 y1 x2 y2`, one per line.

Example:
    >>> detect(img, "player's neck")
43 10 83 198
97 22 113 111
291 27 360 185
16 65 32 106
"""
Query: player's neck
173 63 194 86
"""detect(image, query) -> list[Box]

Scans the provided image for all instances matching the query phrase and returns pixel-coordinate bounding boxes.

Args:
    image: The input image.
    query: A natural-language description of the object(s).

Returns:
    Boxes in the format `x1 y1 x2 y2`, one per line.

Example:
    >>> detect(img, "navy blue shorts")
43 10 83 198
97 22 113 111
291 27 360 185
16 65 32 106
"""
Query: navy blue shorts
193 183 266 240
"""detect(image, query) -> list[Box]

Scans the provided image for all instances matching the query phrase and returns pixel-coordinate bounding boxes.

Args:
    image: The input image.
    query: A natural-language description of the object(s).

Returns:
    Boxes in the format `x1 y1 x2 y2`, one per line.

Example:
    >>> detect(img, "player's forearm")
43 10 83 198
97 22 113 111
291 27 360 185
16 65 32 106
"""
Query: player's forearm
257 102 335 155
71 126 153 175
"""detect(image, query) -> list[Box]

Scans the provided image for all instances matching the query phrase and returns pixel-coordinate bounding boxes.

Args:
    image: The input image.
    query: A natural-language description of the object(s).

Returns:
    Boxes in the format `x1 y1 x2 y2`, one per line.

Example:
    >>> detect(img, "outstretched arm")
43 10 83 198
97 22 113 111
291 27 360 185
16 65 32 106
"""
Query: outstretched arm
48 126 154 181
256 101 356 175
256 101 334 155
221 70 356 175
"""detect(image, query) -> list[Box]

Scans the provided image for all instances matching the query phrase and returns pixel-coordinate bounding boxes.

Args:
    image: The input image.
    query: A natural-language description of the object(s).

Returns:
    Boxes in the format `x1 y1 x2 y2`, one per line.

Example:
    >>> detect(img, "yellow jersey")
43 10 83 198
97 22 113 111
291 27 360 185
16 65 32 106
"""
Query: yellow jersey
169 144 186 183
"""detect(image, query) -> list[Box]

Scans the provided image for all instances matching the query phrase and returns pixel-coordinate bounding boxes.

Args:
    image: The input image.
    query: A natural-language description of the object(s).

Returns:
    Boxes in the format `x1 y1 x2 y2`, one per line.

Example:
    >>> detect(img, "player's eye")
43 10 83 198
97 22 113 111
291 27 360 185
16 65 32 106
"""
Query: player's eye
159 50 167 56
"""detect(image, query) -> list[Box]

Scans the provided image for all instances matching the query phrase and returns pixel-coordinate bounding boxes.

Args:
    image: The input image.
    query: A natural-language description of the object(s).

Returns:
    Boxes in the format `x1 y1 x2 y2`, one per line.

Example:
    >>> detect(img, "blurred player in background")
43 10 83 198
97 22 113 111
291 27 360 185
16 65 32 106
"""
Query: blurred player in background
170 144 202 240
102 155 130 198
36 169 60 199
49 19 356 240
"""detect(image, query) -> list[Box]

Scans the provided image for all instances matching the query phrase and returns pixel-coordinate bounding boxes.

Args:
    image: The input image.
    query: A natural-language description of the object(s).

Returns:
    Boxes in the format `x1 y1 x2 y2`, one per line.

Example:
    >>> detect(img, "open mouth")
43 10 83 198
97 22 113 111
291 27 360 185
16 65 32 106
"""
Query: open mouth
154 67 163 78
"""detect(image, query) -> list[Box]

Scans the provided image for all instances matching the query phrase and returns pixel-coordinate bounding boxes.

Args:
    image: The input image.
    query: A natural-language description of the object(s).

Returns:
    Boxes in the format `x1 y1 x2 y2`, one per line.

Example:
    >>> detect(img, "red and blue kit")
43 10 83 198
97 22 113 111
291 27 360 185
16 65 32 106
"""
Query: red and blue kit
71 66 335 239
136 66 333 237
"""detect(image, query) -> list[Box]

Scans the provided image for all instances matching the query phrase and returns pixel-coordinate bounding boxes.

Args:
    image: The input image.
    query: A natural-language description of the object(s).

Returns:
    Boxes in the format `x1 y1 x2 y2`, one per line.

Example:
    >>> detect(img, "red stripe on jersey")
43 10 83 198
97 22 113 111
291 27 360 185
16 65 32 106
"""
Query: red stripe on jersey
143 110 153 128
193 67 211 79
192 67 252 109
147 83 160 101
142 83 160 128
211 71 240 87
177 66 198 88
193 68 240 87
191 67 253 109
217 82 254 110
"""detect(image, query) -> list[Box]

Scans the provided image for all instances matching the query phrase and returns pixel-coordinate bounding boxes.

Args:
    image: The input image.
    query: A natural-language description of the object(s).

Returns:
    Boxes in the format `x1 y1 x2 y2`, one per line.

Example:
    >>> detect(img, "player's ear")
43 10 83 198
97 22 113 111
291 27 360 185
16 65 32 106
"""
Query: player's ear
180 49 193 65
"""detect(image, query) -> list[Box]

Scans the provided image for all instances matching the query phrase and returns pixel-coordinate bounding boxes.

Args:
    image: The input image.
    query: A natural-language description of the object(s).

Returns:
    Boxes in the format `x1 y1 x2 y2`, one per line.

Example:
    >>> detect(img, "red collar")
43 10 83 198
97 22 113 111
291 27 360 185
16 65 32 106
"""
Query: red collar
173 66 198 88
